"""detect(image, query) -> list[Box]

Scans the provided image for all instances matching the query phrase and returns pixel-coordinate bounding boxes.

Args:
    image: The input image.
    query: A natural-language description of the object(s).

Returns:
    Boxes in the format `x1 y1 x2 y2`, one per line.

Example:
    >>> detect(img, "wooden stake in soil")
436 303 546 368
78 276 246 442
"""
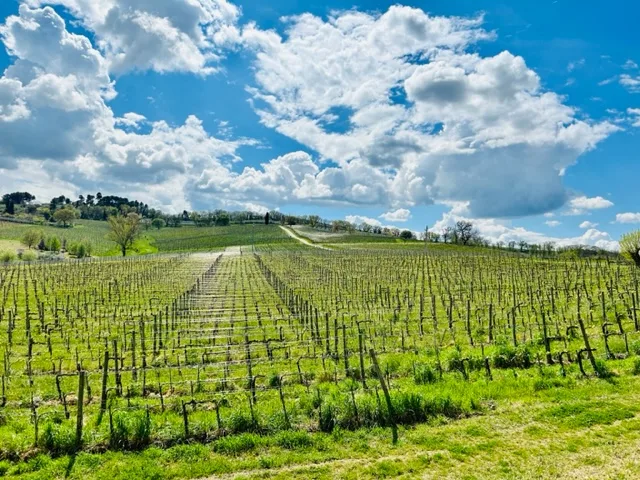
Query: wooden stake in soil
369 348 397 445
99 349 109 421
75 370 86 452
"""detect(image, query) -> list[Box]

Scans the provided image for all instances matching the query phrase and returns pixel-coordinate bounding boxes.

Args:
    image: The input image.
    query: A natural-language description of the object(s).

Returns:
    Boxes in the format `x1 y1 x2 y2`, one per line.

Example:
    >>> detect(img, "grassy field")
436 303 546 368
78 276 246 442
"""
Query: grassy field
290 225 420 246
0 231 639 479
0 221 293 256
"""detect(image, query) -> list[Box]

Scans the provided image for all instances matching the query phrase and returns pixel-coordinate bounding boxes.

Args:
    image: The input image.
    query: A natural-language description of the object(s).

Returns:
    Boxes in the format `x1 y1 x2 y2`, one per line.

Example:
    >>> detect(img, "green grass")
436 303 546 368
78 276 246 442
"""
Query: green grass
0 221 294 257
5 372 640 479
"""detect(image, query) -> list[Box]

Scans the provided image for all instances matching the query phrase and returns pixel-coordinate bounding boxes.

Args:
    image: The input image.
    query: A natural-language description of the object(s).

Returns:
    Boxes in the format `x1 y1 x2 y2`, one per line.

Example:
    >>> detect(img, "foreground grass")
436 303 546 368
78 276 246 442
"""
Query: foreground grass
5 364 640 480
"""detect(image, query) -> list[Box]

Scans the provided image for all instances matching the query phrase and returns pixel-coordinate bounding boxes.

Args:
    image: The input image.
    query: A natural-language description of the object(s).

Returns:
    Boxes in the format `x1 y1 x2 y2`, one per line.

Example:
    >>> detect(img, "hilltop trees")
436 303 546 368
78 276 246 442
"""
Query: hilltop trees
2 192 35 215
621 231 640 267
453 220 482 245
107 213 141 257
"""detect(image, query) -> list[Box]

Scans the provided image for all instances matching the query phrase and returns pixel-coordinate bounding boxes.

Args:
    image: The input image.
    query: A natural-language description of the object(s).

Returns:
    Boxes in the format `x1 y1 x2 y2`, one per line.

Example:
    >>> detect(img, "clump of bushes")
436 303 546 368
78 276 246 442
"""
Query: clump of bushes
67 241 93 258
43 236 61 253
0 251 16 263
21 251 37 262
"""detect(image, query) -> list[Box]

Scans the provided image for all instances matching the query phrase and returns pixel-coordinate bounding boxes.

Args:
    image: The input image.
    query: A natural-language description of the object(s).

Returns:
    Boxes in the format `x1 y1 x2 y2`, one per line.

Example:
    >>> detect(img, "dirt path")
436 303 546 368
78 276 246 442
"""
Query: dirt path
279 226 330 250
200 452 435 480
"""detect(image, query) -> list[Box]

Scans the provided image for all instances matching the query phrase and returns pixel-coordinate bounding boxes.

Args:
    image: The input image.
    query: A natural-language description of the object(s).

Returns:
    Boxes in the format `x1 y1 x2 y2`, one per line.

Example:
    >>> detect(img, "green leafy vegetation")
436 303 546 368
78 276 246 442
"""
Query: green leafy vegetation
0 228 639 479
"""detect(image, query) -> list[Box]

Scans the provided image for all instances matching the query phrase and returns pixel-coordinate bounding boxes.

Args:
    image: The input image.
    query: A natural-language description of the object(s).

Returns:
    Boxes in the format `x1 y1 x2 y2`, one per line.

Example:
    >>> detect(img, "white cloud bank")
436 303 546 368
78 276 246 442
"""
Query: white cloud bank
380 208 411 222
579 221 598 229
24 0 240 74
565 195 614 215
0 3 622 225
241 6 618 217
616 213 640 224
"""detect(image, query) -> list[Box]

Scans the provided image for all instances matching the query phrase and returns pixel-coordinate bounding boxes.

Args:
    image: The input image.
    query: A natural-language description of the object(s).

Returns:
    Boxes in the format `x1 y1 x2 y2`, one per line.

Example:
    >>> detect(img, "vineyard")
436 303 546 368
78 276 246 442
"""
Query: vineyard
2 244 640 479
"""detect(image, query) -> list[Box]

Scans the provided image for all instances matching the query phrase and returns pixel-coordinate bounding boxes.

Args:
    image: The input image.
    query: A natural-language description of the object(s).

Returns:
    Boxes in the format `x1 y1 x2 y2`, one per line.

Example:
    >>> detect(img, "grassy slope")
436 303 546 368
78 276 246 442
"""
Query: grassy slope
291 225 411 244
0 221 293 257
291 225 499 253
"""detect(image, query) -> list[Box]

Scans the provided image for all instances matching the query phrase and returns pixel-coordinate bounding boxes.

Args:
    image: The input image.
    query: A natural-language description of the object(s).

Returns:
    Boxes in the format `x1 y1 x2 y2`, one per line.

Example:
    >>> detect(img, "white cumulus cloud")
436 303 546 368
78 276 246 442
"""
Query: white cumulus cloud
616 213 640 224
25 0 241 75
242 6 618 217
579 221 598 229
380 208 411 222
566 195 614 215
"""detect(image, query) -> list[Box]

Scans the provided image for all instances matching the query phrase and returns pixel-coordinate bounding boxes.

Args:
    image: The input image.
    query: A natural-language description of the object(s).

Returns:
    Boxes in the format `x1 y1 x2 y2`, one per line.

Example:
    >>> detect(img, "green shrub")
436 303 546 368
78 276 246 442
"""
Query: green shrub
21 251 37 262
68 241 92 258
45 236 61 253
0 251 16 263
633 358 640 376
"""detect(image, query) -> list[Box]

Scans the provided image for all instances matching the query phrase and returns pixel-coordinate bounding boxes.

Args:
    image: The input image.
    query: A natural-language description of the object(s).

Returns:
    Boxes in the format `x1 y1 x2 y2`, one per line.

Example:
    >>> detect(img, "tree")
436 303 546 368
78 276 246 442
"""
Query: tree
2 191 35 215
620 231 640 267
215 213 230 226
151 218 165 230
167 215 182 227
53 206 78 227
518 240 528 252
265 212 270 225
400 230 414 240
454 220 477 245
21 230 41 249
442 227 453 243
45 236 61 252
107 213 141 257
308 215 320 228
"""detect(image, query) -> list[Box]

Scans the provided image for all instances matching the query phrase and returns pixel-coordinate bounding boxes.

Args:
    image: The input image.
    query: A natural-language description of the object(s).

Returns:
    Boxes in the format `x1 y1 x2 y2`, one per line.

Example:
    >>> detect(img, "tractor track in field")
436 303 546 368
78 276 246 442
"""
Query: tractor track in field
201 450 445 480
279 226 330 250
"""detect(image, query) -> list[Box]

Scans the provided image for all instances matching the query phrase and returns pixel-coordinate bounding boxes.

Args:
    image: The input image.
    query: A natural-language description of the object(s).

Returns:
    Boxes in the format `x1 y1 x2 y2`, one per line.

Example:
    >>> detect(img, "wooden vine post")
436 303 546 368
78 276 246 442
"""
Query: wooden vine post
75 370 86 451
99 349 109 421
369 348 397 444
576 291 598 375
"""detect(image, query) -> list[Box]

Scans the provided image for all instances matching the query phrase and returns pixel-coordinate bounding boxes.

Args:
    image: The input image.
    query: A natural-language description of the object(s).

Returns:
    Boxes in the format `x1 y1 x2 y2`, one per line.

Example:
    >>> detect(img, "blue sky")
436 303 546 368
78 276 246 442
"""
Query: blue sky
0 0 638 248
